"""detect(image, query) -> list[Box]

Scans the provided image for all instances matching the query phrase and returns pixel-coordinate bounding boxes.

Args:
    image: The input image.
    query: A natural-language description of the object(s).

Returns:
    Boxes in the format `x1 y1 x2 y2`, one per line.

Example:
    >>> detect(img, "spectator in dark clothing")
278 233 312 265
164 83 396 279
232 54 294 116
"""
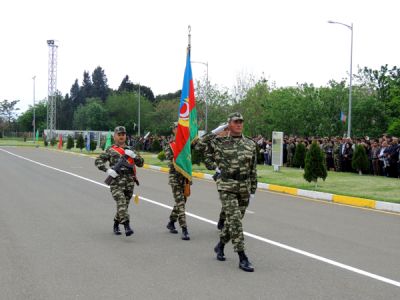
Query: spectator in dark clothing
385 137 399 178
370 140 381 176
342 139 353 172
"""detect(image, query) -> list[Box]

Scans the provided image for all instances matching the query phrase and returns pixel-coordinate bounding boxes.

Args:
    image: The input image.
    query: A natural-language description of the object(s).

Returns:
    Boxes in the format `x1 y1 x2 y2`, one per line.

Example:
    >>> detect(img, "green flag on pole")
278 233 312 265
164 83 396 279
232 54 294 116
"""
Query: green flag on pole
105 131 112 150
35 129 39 141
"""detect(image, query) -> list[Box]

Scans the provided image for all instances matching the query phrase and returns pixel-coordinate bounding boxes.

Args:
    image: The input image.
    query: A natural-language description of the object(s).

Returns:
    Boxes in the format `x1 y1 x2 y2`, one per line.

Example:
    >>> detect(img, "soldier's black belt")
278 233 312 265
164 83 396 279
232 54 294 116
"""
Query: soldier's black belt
221 173 249 181
119 170 134 175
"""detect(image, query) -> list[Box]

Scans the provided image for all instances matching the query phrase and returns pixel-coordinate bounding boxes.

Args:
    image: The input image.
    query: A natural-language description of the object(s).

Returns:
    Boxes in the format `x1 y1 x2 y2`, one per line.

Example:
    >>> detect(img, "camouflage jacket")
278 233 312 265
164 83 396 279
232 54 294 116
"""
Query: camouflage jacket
95 145 144 177
201 133 257 194
164 141 185 186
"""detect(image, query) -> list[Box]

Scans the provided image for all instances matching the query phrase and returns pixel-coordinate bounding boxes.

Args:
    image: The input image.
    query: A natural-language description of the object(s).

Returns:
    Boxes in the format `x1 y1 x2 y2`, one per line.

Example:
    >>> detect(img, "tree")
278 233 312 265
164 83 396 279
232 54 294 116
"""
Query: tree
92 66 110 101
155 90 181 102
304 141 327 187
70 79 85 109
149 99 178 135
133 84 155 103
17 101 47 133
0 100 20 132
293 143 306 168
57 93 74 130
81 71 93 100
118 75 155 102
231 71 257 104
352 144 369 175
104 91 153 135
194 79 231 131
118 75 135 92
388 119 400 136
73 100 109 130
90 140 97 151
239 80 270 136
157 150 166 161
66 135 74 149
76 134 84 151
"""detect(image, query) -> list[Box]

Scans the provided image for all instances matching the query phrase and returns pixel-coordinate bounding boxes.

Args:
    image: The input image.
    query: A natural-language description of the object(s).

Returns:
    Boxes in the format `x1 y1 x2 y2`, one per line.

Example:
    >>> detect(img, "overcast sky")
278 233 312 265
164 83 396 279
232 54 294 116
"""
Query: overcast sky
1 0 399 113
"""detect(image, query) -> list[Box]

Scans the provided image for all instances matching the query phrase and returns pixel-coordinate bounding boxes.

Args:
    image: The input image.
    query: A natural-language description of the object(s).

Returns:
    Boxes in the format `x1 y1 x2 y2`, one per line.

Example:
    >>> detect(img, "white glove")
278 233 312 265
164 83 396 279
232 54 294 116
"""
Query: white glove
249 194 255 202
215 167 221 174
211 123 228 135
124 149 136 158
106 168 118 178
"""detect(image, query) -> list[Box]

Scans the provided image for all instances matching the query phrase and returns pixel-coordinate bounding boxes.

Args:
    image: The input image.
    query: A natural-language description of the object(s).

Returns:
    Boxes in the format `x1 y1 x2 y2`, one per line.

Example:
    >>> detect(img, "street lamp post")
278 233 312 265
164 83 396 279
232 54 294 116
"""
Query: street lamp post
328 20 353 138
32 76 36 143
138 83 141 136
192 61 208 132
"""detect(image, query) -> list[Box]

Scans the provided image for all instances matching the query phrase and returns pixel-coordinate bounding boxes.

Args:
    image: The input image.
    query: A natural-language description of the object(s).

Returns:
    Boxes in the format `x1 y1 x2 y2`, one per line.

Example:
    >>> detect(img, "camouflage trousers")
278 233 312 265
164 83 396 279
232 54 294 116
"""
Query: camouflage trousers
334 155 341 171
219 191 249 252
110 175 135 224
169 184 187 228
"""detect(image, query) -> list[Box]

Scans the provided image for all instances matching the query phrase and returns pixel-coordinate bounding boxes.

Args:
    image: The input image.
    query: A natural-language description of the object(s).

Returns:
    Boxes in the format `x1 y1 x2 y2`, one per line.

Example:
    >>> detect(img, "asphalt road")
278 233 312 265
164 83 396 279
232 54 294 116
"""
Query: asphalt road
0 147 399 300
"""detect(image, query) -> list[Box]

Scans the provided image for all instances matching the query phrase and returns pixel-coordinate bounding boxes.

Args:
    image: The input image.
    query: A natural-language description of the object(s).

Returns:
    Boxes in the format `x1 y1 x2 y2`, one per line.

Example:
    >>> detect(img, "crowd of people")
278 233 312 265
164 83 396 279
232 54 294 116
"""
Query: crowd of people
124 132 400 179
255 135 400 178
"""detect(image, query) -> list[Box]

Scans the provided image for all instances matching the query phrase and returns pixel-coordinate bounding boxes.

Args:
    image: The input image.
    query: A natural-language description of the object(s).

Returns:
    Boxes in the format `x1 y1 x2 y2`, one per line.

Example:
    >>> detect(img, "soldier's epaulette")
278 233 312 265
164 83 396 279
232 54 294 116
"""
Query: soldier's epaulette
244 135 256 145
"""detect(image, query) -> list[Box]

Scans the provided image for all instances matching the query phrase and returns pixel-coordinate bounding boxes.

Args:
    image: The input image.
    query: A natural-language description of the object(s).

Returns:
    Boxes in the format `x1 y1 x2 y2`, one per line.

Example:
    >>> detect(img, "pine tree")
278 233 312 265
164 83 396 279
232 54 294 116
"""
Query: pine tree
118 75 135 92
293 143 306 168
81 71 93 101
157 150 166 161
66 135 74 150
76 134 84 151
352 144 369 175
90 140 97 152
304 141 327 187
92 66 109 101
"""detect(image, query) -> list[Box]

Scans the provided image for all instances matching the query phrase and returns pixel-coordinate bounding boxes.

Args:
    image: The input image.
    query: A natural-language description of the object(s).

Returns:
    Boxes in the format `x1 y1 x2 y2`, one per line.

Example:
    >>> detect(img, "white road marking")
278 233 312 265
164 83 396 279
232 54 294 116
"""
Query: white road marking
1 147 399 288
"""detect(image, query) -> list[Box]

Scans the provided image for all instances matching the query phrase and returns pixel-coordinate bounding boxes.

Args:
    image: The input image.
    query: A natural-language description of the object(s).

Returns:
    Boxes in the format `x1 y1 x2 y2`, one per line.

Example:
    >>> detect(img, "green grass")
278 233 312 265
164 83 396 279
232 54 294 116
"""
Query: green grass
0 138 103 155
142 154 400 204
0 137 42 147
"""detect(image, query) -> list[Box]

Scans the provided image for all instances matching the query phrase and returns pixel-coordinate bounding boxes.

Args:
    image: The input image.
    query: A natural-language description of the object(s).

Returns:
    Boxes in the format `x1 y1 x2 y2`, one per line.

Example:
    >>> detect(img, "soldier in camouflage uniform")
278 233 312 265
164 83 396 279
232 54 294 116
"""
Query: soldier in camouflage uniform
196 123 229 231
201 112 257 272
95 126 144 236
165 122 190 241
333 138 341 172
287 138 296 167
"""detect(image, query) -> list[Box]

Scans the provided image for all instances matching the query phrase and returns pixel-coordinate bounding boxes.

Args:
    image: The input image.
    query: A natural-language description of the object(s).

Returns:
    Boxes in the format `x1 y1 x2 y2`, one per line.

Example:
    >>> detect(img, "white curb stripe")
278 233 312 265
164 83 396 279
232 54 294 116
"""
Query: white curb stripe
297 189 333 201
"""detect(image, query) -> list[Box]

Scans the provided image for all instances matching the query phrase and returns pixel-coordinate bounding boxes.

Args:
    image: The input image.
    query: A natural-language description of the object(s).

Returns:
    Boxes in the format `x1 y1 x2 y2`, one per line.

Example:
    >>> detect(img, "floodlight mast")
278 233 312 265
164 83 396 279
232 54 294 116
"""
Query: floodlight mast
47 39 58 139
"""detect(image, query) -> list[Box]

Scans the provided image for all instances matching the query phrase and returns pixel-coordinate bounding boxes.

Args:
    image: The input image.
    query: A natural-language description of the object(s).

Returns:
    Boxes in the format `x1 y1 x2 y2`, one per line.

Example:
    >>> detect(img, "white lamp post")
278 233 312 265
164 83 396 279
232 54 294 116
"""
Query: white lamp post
328 20 353 138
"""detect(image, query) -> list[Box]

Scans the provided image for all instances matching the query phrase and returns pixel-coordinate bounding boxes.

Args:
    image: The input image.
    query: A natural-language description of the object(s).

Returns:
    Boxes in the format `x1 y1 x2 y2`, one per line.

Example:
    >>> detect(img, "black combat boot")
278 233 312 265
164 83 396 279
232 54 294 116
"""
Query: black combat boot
214 241 226 261
166 221 178 234
238 251 254 272
217 218 225 231
181 227 190 240
113 220 121 235
122 221 134 236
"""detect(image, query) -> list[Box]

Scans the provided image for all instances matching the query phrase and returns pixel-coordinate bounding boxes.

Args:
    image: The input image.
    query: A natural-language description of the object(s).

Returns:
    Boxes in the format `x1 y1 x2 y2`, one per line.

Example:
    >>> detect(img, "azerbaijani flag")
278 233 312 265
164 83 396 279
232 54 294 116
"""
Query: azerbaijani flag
171 46 198 181
340 111 347 123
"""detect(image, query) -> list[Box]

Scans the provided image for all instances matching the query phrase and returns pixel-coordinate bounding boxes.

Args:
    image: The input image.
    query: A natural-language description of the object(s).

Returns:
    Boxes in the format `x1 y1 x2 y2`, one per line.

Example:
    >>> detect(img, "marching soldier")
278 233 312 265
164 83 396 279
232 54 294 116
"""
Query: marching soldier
202 112 257 272
95 126 144 236
196 123 230 231
165 122 190 241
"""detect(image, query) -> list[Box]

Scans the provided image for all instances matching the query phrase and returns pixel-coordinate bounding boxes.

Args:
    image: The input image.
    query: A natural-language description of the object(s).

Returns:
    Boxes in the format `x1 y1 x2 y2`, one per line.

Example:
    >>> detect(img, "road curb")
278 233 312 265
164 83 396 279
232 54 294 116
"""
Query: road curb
143 164 400 214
